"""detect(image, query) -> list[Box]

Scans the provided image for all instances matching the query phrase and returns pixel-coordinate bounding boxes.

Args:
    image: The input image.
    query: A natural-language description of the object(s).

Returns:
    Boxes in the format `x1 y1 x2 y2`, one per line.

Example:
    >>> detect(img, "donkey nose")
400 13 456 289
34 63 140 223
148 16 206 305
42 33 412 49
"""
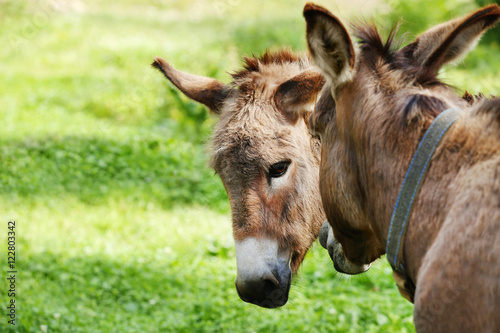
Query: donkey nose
234 237 292 308
235 268 291 308
238 270 279 296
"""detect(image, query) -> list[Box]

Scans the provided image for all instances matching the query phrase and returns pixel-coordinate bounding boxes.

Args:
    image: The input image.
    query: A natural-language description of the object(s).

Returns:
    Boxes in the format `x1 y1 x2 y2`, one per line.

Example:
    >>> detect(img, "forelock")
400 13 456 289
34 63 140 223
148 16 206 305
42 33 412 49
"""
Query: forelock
209 119 294 174
208 48 313 175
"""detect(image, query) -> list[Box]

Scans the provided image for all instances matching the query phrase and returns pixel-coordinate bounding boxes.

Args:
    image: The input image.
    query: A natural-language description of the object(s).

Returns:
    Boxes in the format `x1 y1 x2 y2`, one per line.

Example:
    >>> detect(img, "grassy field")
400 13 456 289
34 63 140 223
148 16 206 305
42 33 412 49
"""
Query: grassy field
0 0 498 332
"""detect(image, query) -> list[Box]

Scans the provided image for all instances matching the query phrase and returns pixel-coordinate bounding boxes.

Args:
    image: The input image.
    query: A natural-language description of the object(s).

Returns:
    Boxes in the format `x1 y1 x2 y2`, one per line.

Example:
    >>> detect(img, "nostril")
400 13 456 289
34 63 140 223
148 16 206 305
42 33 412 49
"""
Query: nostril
263 272 279 285
263 278 280 298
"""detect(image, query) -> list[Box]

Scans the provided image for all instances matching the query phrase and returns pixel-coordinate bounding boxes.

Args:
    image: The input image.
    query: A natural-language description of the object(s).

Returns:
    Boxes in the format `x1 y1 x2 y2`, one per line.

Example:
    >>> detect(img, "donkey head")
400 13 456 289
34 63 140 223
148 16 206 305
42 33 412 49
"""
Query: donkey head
153 50 326 308
304 3 500 272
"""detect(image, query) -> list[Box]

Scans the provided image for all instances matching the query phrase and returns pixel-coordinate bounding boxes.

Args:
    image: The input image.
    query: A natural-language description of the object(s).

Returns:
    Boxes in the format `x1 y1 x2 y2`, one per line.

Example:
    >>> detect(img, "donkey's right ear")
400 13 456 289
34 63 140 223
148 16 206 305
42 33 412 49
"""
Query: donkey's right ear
274 69 325 124
401 5 500 72
304 3 355 89
152 56 232 115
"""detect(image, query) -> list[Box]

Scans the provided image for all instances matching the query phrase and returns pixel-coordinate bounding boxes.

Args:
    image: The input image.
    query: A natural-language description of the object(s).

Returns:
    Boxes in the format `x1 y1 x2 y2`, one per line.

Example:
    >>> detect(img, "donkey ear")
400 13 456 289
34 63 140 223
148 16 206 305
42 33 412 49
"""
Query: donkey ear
152 56 232 115
402 5 500 71
304 3 355 89
274 69 325 123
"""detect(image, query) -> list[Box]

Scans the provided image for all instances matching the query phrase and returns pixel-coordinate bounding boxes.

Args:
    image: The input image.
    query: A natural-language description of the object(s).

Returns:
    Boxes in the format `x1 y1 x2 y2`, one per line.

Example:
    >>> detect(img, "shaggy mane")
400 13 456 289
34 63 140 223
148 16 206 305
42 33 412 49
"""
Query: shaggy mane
352 21 445 87
231 49 309 81
351 21 401 65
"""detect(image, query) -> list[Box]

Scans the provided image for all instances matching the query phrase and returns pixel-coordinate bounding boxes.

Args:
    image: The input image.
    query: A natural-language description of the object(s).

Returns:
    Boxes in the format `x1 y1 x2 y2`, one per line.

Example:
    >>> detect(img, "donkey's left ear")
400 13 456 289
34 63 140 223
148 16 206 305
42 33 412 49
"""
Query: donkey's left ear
304 3 355 89
152 56 232 115
402 5 500 71
274 69 325 123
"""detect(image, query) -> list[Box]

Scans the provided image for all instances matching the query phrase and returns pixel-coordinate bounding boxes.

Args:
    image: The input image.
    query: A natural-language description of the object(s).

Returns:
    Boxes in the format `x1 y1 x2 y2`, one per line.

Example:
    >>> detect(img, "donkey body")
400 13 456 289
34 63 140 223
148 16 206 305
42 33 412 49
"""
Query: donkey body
152 49 325 308
304 4 500 331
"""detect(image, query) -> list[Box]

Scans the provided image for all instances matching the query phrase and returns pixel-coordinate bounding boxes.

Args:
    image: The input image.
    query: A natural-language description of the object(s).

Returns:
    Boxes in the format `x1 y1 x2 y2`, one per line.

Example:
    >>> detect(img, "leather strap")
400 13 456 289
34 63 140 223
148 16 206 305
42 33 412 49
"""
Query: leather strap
386 108 462 274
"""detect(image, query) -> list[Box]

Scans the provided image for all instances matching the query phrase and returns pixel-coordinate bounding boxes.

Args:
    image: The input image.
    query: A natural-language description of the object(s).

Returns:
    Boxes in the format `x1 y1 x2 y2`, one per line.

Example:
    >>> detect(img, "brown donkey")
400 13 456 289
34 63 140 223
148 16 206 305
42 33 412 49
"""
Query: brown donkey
304 3 500 332
152 49 326 308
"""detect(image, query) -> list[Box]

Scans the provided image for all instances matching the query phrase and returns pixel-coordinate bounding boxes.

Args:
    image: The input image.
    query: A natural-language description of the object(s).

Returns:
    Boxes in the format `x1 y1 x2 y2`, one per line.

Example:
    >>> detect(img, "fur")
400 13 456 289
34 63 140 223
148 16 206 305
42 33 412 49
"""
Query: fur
305 3 500 331
209 50 325 272
153 49 326 304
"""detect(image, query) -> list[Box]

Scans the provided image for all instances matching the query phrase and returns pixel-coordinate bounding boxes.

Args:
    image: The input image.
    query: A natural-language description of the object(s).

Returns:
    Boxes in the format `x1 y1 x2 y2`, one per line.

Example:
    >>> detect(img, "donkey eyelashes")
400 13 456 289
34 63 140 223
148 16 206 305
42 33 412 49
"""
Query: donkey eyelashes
269 161 291 178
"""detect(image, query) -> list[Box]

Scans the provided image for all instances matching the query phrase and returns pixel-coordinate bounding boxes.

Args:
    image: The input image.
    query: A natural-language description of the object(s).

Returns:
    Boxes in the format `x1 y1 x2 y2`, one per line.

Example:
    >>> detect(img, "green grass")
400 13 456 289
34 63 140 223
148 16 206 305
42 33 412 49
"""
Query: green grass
0 0 498 331
1 203 415 332
0 136 226 209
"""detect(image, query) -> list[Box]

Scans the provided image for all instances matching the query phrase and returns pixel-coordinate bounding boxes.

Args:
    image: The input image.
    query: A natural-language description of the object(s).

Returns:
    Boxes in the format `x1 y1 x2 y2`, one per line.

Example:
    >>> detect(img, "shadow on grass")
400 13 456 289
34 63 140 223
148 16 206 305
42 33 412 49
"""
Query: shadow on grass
6 251 240 332
0 136 228 210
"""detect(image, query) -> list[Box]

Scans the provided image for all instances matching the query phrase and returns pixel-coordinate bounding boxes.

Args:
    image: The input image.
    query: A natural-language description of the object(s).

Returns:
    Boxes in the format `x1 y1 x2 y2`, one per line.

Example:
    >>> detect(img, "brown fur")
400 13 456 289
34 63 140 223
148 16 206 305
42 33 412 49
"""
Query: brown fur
305 3 500 331
153 49 325 274
209 50 325 272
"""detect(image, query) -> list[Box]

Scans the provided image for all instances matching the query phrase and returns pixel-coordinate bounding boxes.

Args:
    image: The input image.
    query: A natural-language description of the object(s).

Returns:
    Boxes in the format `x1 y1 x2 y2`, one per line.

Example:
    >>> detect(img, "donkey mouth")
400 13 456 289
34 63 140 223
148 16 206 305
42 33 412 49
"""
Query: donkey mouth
333 258 371 275
319 220 371 275
235 272 292 308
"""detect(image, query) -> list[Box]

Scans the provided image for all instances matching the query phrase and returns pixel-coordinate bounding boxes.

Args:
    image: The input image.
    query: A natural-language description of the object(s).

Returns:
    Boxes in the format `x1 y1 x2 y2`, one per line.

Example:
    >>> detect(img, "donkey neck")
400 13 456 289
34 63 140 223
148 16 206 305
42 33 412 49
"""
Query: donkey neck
356 92 469 280
383 108 475 283
387 108 462 280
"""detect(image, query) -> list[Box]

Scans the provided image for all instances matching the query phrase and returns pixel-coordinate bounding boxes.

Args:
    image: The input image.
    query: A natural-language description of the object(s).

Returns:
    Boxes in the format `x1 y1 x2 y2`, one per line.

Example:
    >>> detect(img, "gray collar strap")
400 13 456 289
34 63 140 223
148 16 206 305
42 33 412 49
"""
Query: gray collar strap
386 108 462 272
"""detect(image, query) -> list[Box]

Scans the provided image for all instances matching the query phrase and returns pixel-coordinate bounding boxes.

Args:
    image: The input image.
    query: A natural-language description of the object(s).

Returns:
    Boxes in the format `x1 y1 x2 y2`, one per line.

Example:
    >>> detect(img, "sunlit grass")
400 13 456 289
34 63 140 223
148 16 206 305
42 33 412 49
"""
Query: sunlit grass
0 197 414 332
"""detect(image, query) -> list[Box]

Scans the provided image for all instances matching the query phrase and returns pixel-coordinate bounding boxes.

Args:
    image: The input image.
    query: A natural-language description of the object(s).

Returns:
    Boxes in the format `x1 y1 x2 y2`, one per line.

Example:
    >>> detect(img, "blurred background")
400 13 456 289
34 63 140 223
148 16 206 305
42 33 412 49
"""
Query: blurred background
0 0 498 332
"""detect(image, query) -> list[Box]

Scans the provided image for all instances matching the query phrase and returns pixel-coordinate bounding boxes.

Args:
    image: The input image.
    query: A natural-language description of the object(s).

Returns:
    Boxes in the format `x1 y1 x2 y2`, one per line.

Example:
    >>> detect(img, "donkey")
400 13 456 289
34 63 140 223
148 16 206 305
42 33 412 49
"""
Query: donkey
152 49 326 308
304 3 500 331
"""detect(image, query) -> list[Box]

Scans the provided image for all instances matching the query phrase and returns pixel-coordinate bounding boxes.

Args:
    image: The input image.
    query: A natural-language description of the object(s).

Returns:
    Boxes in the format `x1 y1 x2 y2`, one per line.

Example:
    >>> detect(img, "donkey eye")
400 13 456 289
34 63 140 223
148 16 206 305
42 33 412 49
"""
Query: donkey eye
269 161 290 178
